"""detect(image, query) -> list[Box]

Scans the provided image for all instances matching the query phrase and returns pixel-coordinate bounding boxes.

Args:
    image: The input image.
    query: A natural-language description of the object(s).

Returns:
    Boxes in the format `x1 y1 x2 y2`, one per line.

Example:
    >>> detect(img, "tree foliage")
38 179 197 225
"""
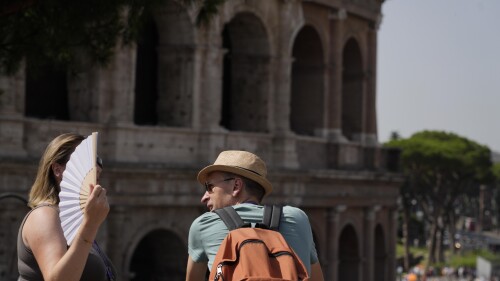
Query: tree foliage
386 130 492 218
493 163 500 182
0 0 225 74
387 130 492 214
387 130 491 187
492 162 500 223
385 130 493 268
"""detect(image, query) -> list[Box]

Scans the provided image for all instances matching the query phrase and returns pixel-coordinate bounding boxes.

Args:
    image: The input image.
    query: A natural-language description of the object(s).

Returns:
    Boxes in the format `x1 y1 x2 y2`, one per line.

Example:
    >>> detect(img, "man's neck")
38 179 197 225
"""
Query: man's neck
237 197 260 205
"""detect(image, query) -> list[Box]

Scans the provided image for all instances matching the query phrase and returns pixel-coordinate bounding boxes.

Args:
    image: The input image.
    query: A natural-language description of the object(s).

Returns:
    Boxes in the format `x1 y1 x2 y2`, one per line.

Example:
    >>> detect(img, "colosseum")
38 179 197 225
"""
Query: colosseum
0 0 402 280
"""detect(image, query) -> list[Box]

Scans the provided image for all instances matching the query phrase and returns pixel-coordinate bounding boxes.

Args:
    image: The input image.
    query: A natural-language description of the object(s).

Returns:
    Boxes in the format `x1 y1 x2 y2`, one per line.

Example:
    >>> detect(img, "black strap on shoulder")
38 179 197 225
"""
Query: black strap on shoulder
262 205 282 231
214 206 246 231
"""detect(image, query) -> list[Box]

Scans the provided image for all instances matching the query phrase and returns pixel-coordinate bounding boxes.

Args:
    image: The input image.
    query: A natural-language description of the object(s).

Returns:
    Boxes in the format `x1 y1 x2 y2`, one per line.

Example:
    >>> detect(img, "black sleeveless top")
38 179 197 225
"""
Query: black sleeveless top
17 205 116 281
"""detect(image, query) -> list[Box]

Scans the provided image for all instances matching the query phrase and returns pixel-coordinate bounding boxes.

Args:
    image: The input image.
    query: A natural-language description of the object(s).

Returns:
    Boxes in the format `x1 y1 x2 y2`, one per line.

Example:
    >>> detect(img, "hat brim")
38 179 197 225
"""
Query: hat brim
197 165 273 196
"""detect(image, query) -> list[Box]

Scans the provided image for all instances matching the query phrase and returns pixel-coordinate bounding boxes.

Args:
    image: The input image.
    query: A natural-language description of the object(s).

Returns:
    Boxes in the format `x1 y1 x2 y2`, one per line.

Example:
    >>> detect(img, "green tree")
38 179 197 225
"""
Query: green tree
493 163 500 182
492 163 500 223
0 0 225 74
385 130 492 271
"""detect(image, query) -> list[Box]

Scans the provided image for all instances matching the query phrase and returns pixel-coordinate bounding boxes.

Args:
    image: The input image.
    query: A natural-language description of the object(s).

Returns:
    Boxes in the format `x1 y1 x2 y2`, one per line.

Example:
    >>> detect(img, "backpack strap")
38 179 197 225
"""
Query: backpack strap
262 205 282 231
215 205 282 231
214 206 247 231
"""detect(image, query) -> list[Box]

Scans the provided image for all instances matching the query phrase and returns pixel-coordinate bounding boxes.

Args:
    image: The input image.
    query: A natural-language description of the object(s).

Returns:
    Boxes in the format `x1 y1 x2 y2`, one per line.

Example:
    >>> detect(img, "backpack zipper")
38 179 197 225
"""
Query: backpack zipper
214 263 224 281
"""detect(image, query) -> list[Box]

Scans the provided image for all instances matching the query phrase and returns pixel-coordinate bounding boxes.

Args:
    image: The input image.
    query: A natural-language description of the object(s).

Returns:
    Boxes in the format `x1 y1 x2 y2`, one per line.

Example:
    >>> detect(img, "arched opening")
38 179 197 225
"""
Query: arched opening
220 12 270 132
290 25 324 136
341 38 364 141
25 60 69 120
129 229 187 281
134 13 159 125
338 224 360 281
374 224 386 281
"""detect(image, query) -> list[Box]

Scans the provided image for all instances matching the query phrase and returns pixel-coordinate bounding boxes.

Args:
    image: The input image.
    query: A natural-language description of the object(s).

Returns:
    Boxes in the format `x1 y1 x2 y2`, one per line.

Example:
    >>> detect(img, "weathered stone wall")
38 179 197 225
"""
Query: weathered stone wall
0 1 401 281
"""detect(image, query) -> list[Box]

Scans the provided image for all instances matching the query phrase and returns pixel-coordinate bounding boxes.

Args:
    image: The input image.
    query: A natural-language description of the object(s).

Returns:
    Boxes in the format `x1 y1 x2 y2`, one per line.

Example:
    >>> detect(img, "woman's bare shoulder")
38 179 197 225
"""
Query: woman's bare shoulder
29 204 59 218
23 204 63 247
24 205 61 235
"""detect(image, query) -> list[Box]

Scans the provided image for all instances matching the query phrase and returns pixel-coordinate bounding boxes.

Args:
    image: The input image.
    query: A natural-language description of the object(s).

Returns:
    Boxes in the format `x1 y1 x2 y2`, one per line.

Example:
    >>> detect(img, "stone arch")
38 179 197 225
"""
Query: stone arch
374 224 387 281
221 2 277 56
341 37 364 141
128 228 188 281
24 60 69 120
338 224 360 281
290 25 325 136
220 12 271 132
300 8 329 56
134 1 196 127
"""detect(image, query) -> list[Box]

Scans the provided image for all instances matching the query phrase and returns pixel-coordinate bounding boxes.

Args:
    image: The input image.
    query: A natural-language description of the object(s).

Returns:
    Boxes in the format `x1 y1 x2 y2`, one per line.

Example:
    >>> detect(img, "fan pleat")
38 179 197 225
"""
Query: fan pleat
58 132 98 245
60 178 82 194
65 216 84 244
85 140 93 165
68 155 85 182
59 191 80 201
60 204 83 223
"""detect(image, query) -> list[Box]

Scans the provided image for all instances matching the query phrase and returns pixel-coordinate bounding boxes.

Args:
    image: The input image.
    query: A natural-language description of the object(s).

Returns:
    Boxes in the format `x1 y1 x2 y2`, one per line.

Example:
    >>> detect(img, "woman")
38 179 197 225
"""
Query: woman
17 133 116 281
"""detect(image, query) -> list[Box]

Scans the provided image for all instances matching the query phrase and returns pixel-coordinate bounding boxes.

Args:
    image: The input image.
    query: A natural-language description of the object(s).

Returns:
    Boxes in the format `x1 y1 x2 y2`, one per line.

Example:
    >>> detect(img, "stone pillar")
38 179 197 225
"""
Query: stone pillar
107 206 130 281
364 23 379 146
197 46 226 132
270 0 302 169
387 208 398 281
272 53 293 134
325 9 347 142
364 206 380 281
271 56 299 169
0 69 26 157
191 45 203 131
100 44 137 125
326 205 346 281
194 45 230 164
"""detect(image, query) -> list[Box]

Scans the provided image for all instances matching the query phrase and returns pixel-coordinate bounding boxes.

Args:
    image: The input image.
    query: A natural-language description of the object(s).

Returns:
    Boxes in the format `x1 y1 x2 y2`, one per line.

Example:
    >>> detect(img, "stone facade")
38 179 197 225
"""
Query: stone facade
0 0 403 280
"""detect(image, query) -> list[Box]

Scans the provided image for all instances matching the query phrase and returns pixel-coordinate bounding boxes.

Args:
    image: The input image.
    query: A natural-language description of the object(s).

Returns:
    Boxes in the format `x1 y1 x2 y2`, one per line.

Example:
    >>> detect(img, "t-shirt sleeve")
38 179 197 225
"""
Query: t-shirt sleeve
188 215 208 263
309 234 319 264
282 206 319 266
297 209 319 264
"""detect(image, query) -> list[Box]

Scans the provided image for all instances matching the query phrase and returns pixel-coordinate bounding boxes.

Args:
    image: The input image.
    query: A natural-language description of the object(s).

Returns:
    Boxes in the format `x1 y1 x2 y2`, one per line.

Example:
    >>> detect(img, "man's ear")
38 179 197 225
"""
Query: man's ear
232 178 243 196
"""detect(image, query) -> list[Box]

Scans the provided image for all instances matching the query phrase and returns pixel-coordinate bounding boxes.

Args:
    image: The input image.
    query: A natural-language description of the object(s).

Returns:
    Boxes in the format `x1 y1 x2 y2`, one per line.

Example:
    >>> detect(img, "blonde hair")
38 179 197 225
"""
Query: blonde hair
28 133 85 209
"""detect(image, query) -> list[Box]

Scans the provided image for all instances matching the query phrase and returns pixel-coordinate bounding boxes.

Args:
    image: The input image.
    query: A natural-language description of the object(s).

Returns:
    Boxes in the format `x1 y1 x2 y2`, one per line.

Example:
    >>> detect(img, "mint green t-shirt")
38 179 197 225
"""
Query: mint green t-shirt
188 203 319 274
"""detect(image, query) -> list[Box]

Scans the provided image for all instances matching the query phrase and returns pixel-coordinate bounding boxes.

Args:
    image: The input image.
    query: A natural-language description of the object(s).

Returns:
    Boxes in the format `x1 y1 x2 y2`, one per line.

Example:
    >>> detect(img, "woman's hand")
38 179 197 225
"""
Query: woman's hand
83 184 109 229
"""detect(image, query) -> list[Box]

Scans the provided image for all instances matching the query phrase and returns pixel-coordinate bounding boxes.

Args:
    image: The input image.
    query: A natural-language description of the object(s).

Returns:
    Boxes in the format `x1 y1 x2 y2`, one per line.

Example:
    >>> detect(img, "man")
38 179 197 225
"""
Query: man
185 150 324 281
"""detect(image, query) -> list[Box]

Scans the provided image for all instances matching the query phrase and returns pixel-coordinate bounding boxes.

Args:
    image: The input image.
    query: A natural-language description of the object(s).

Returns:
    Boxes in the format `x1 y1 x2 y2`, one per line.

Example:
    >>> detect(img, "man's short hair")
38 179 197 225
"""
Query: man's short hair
223 172 265 202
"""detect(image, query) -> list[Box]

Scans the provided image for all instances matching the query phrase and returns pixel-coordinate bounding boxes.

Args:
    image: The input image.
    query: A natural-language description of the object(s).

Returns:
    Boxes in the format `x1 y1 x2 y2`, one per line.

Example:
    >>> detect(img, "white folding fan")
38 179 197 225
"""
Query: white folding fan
59 132 98 245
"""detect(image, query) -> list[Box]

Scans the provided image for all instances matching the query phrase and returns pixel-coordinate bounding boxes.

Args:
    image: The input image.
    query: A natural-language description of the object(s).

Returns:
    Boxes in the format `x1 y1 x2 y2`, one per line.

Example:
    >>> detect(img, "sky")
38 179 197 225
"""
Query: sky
377 0 500 153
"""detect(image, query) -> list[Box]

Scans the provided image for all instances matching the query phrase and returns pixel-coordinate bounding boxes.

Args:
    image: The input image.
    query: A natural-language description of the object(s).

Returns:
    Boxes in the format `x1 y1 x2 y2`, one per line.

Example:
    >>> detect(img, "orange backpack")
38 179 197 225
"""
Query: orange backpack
209 205 310 281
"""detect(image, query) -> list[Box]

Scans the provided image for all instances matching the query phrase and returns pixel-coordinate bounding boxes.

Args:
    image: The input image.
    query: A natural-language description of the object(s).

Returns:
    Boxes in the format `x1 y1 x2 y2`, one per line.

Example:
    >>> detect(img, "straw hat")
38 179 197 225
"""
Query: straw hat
197 150 273 196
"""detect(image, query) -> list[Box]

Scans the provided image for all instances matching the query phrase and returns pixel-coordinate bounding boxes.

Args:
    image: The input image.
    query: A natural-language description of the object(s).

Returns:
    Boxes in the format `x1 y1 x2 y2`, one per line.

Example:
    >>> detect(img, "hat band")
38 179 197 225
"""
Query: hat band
233 166 262 177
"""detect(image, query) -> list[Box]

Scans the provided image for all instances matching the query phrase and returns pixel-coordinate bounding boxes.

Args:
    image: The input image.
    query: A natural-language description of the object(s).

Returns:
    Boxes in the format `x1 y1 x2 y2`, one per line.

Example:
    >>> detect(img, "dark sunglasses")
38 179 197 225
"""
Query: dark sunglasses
96 156 103 168
204 178 235 193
